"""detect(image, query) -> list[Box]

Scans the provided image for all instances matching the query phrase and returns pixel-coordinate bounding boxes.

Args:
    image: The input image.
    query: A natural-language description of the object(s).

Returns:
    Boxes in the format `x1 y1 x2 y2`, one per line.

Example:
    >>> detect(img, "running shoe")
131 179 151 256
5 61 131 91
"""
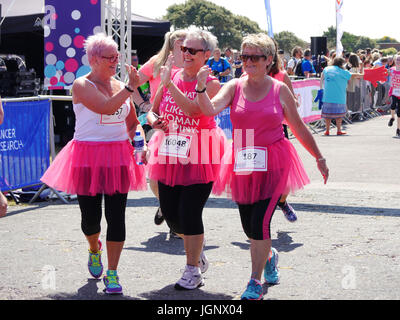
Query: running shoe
337 131 347 135
103 270 123 295
154 207 164 225
199 239 209 273
88 239 103 279
240 279 263 300
323 131 330 136
388 118 395 127
396 128 400 138
264 248 280 285
280 201 297 222
174 265 204 290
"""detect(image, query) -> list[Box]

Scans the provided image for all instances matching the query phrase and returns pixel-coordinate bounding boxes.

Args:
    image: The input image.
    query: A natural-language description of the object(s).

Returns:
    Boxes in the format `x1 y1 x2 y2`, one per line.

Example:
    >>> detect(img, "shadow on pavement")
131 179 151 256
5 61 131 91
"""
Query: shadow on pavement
124 232 219 256
291 203 400 217
139 284 234 300
44 279 139 300
231 231 303 253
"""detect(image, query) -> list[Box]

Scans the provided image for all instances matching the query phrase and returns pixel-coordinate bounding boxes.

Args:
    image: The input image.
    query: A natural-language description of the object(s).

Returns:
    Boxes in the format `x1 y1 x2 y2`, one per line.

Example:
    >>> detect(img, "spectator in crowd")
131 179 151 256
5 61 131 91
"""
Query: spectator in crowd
224 47 235 82
207 47 232 83
301 49 316 78
286 46 303 76
0 97 7 218
131 52 151 104
386 54 400 138
346 53 363 112
278 49 287 69
320 57 364 136
232 49 243 78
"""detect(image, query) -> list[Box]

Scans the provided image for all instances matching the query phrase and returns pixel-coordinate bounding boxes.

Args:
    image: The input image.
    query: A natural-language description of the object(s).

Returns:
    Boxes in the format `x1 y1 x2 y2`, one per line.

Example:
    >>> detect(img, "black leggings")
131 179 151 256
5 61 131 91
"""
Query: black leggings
158 182 213 235
391 96 400 117
238 198 279 240
77 193 128 242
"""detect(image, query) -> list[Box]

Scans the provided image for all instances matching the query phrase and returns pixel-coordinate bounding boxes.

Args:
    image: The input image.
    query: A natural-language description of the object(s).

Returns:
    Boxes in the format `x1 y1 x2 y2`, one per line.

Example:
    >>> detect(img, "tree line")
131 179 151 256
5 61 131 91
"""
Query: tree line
163 0 399 55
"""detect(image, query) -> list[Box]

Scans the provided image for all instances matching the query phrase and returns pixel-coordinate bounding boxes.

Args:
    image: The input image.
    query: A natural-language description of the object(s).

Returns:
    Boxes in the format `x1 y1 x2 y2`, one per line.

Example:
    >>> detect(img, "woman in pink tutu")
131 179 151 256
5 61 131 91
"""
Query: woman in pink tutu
41 33 146 295
195 33 329 300
146 29 226 290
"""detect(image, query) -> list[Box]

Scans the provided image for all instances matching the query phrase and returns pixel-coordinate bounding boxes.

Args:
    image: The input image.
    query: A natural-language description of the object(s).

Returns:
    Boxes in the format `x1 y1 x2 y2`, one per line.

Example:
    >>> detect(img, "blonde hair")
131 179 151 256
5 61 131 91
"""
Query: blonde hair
153 29 187 78
84 33 118 61
241 33 275 58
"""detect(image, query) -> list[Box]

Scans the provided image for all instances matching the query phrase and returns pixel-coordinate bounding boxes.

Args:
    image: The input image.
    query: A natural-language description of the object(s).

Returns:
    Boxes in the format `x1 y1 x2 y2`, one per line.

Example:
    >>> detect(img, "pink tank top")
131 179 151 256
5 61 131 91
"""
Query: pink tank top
230 77 284 148
389 67 400 98
159 70 217 134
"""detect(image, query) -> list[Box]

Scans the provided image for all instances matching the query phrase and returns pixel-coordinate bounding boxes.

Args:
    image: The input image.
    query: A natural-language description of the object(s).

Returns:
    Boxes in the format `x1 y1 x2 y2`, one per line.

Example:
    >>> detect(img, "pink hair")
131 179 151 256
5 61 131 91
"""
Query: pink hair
84 33 118 61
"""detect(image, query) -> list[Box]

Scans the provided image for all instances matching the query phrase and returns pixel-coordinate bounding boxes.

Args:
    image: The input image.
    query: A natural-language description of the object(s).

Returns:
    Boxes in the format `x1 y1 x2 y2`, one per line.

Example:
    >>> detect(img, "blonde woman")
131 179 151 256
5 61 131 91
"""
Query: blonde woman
195 33 328 299
132 29 187 228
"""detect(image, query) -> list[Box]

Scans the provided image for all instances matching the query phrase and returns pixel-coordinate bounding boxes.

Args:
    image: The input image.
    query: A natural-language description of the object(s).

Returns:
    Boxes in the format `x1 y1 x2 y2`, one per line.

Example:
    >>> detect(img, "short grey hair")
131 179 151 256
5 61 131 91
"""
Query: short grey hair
185 29 218 53
241 33 275 58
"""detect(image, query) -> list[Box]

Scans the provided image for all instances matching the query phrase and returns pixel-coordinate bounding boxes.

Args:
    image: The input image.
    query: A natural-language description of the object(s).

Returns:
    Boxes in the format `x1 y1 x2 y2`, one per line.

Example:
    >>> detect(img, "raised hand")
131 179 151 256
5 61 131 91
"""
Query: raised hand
126 64 140 89
196 65 211 89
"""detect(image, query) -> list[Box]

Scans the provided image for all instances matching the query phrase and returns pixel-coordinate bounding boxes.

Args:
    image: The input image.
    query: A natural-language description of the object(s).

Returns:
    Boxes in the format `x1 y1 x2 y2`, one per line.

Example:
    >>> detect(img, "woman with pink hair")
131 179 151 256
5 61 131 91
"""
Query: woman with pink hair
41 33 146 295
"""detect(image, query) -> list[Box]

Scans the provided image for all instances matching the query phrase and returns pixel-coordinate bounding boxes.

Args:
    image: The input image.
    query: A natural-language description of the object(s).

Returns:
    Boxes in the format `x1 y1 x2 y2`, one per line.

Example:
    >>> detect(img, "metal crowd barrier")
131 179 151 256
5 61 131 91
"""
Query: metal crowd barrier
1 95 73 204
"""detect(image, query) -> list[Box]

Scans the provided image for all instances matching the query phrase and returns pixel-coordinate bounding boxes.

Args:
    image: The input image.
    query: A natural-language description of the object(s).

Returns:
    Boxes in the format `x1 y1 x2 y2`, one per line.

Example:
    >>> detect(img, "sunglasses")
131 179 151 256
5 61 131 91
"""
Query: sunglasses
240 54 267 62
180 46 205 55
101 54 121 63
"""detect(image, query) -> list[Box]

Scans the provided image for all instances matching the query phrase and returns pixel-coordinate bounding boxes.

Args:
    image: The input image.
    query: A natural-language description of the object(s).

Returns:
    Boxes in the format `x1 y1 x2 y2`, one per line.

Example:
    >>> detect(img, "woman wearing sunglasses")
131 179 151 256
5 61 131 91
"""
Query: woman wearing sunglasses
41 33 147 295
195 33 329 300
146 29 227 290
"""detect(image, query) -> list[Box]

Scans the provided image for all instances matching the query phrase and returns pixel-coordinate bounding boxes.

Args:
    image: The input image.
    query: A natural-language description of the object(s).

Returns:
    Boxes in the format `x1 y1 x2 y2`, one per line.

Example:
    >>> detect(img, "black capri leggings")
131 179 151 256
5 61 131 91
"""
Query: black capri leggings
77 193 128 242
391 96 400 117
158 181 213 235
238 197 279 240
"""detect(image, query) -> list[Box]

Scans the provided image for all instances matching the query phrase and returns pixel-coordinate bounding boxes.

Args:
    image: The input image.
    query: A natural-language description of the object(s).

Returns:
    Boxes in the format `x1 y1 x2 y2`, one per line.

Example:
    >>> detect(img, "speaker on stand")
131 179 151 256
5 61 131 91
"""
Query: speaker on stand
311 36 327 76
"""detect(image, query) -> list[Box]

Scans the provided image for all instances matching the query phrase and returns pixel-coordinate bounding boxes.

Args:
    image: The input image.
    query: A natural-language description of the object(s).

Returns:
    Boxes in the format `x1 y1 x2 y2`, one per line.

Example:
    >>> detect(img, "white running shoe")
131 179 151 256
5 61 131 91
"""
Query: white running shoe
199 239 209 273
174 265 204 290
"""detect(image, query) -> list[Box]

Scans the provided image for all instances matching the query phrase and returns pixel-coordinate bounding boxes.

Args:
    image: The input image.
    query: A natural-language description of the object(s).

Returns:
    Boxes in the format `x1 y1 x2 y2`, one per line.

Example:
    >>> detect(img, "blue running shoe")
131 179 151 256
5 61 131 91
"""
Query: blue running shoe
103 270 123 295
241 279 263 300
88 240 103 279
264 248 280 284
280 201 297 222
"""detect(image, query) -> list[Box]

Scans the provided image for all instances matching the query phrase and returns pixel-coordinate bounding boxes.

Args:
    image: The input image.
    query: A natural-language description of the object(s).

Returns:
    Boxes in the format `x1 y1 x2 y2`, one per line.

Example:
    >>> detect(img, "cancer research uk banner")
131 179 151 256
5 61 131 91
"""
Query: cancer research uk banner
0 100 51 191
43 0 102 90
292 79 322 124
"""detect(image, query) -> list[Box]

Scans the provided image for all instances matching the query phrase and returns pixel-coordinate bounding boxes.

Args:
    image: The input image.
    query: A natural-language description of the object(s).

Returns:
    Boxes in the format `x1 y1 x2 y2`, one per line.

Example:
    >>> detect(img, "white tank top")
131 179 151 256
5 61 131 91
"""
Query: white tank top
73 78 131 141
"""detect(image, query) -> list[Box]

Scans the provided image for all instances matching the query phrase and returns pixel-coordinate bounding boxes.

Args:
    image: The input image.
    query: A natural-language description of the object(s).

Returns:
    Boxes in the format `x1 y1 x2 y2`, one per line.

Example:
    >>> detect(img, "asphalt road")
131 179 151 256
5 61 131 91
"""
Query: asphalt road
1 114 399 302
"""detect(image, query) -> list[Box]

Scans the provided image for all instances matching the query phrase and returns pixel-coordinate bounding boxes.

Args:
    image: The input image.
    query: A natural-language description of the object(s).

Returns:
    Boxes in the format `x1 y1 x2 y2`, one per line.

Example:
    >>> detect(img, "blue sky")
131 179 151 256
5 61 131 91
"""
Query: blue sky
1 0 399 42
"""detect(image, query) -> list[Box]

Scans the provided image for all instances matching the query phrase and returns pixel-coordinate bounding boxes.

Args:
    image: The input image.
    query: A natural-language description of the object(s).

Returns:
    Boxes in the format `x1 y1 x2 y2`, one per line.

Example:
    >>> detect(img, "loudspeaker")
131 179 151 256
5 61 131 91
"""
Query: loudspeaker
311 37 327 56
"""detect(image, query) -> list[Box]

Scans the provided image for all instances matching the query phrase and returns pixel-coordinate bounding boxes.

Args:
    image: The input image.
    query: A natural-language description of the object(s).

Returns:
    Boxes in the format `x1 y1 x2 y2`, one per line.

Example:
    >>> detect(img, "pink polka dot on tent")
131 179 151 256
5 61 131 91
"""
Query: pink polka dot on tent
65 58 79 72
50 77 58 85
45 42 54 52
51 13 58 20
73 35 85 48
90 0 98 4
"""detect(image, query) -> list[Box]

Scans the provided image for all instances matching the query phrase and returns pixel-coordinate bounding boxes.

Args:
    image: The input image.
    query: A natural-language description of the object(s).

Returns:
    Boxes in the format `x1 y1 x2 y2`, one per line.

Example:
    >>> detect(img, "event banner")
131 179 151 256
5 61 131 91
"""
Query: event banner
292 79 322 124
43 0 102 90
0 100 51 191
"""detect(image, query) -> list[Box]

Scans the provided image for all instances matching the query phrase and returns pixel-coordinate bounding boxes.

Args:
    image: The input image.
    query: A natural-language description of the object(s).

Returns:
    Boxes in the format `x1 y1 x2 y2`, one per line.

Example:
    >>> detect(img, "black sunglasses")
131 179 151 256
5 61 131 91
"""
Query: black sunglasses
240 54 267 62
180 46 205 55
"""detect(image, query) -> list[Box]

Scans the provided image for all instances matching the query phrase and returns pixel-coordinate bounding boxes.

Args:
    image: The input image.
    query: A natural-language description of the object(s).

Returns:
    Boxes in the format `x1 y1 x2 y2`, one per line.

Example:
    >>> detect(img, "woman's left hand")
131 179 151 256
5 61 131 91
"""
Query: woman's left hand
317 158 329 184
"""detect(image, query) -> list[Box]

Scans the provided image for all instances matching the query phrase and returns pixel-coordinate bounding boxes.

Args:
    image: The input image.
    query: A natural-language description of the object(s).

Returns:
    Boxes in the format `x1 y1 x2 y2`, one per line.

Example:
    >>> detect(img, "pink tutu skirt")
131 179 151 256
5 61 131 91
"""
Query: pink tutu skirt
212 138 310 204
146 127 227 186
41 139 147 196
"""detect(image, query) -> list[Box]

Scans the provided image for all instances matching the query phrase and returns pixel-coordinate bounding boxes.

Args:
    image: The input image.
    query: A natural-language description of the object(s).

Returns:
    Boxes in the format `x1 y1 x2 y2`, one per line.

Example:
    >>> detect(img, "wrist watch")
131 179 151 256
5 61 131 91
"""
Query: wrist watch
195 84 206 93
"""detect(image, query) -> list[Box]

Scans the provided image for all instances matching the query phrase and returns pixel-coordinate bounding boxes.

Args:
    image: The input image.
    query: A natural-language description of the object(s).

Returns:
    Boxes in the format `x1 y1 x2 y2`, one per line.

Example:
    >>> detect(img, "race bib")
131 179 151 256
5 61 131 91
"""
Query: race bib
234 147 268 172
100 105 129 125
393 87 400 97
159 133 192 159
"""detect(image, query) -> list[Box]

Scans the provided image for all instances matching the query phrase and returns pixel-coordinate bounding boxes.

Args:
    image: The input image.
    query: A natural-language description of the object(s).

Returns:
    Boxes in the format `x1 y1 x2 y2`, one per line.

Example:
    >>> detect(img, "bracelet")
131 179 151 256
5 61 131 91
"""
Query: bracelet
125 85 134 93
195 85 206 93
317 157 326 162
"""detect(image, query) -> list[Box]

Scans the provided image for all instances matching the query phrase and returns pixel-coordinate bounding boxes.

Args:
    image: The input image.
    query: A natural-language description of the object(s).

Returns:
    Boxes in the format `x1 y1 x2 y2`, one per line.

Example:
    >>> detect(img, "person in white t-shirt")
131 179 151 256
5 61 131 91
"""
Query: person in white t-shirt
286 46 303 76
